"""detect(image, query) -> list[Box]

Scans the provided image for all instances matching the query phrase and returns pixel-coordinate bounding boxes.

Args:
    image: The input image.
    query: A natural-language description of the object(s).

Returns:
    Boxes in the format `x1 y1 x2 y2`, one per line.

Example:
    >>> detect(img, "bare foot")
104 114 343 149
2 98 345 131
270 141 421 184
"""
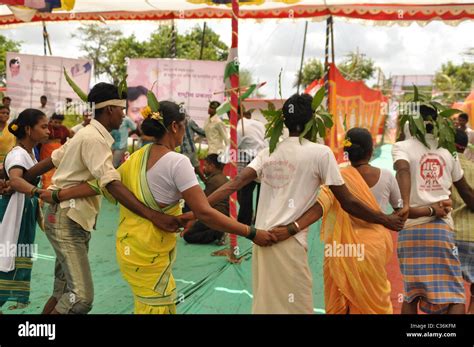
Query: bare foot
42 296 58 314
8 302 28 310
211 247 243 264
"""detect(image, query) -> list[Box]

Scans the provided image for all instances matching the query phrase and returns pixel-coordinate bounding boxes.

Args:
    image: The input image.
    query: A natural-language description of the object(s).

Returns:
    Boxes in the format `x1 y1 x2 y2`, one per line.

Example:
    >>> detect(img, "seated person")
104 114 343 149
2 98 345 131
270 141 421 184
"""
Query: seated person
182 154 229 244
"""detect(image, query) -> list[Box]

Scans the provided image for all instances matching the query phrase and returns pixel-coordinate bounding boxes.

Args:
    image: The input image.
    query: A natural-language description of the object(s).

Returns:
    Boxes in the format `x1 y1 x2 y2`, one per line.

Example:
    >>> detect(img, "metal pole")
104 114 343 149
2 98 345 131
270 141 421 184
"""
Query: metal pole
199 22 207 60
228 0 239 260
297 21 308 94
170 19 177 58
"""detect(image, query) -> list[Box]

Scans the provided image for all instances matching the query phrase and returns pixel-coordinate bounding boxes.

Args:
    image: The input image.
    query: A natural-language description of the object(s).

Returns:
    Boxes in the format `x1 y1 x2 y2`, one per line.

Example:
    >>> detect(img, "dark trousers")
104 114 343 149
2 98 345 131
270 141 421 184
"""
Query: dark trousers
237 180 259 226
183 220 223 244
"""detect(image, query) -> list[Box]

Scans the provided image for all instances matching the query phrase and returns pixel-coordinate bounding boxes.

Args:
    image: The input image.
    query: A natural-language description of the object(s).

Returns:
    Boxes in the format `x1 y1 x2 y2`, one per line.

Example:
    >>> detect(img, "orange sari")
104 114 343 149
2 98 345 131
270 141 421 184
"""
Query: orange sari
39 141 61 189
317 166 393 314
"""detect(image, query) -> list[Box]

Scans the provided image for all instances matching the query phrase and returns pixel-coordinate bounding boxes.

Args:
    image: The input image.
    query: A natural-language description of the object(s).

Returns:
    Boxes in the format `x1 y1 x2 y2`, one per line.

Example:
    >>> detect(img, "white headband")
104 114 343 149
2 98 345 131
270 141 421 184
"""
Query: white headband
94 99 126 109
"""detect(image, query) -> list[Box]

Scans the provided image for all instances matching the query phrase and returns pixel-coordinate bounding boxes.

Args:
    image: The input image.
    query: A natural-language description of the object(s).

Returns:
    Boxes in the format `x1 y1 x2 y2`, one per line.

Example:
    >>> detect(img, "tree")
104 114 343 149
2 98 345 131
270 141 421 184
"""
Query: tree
73 24 229 84
434 61 474 104
338 51 376 81
293 58 324 90
107 35 147 85
0 35 22 86
71 24 123 83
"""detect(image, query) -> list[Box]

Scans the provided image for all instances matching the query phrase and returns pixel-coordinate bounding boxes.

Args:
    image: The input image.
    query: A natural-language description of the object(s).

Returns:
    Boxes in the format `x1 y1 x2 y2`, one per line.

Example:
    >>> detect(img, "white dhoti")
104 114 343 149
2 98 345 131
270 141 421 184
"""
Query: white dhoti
252 237 313 314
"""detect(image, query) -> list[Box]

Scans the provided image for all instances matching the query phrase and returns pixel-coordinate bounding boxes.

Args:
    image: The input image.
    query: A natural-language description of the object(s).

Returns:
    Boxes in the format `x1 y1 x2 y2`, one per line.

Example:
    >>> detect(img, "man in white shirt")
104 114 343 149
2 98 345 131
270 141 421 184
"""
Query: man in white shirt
393 105 474 315
39 95 52 119
236 109 267 225
204 101 229 155
200 93 403 313
70 111 92 137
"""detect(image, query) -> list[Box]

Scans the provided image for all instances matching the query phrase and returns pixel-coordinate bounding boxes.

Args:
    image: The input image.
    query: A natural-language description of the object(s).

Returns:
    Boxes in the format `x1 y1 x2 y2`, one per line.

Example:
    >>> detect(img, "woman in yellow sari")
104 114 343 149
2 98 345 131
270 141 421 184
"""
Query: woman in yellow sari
79 100 275 314
115 101 279 314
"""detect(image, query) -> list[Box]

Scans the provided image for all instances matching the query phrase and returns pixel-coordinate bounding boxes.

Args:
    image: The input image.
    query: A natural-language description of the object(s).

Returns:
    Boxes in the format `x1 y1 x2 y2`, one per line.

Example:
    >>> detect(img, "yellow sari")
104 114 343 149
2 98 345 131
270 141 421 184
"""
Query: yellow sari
114 144 181 314
317 166 393 314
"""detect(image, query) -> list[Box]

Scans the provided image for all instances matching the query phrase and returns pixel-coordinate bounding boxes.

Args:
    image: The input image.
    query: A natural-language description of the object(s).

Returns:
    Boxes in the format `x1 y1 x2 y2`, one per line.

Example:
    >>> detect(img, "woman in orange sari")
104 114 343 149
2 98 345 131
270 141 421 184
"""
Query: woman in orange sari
271 128 449 314
39 113 70 188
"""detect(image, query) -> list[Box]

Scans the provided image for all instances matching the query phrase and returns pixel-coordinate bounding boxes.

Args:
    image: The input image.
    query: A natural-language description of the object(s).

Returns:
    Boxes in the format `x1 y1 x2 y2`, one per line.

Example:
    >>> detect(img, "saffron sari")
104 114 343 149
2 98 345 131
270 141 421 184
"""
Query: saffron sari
317 166 393 314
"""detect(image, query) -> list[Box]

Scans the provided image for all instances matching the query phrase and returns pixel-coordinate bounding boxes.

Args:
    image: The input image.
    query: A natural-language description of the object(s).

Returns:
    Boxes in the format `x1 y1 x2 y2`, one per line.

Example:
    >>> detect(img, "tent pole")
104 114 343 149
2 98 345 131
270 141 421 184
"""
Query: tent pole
297 21 308 94
42 21 52 56
170 19 177 58
228 0 240 261
330 16 335 63
324 16 330 104
199 22 207 60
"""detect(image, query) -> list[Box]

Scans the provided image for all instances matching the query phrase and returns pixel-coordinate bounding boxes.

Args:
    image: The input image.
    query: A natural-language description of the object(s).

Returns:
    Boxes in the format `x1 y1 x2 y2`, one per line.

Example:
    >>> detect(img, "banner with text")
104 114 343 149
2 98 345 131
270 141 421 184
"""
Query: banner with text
6 52 92 115
127 58 225 127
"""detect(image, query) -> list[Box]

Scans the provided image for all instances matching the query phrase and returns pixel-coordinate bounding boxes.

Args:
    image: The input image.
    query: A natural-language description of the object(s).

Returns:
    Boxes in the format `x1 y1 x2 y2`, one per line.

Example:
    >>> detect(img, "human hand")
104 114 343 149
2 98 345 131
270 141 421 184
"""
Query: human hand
431 199 453 218
383 213 405 231
269 225 292 242
252 229 278 247
0 179 13 196
151 211 181 233
39 189 54 204
396 205 410 222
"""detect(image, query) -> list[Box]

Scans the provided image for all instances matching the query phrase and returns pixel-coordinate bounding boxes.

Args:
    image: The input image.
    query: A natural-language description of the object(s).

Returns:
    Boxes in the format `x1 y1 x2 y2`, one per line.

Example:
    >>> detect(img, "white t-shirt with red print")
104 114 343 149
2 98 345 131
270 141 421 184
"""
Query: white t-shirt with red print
392 134 464 228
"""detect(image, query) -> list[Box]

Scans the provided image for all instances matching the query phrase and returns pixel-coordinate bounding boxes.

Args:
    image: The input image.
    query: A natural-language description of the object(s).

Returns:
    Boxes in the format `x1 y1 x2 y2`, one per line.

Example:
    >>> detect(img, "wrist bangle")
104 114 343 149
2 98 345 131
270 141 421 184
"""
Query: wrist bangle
287 223 299 236
246 226 257 241
428 206 434 217
293 221 301 232
52 189 61 204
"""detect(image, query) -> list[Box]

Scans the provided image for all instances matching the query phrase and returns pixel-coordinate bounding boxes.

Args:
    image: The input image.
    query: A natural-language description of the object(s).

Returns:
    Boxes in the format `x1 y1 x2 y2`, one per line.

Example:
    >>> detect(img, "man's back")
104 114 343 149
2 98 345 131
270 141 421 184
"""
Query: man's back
205 172 229 215
248 137 344 248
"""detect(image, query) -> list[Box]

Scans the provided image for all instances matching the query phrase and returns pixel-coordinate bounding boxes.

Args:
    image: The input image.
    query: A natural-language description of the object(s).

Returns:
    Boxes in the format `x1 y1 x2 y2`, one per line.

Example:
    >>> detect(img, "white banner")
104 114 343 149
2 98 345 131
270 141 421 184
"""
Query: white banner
5 52 92 116
127 58 225 127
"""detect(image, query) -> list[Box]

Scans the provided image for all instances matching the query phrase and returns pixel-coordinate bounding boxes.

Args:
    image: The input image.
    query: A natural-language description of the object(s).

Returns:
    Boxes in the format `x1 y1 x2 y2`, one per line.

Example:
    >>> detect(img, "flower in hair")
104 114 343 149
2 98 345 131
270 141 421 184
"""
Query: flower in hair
140 106 152 119
150 112 163 122
343 138 352 148
11 124 18 131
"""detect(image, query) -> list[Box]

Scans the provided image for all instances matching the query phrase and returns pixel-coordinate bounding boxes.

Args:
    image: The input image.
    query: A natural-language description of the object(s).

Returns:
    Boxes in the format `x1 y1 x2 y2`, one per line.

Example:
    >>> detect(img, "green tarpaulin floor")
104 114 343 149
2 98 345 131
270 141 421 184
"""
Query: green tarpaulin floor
4 145 392 314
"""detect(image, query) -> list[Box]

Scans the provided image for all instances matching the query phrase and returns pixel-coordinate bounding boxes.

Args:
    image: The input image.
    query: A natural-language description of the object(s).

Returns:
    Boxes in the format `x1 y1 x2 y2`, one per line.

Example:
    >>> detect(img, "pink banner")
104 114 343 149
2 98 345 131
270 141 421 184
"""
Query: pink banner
127 58 225 127
6 52 92 114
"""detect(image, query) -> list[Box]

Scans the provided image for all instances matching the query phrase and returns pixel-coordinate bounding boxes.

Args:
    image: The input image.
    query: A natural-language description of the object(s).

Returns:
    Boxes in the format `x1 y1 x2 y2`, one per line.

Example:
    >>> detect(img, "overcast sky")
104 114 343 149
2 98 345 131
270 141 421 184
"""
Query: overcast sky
1 18 473 98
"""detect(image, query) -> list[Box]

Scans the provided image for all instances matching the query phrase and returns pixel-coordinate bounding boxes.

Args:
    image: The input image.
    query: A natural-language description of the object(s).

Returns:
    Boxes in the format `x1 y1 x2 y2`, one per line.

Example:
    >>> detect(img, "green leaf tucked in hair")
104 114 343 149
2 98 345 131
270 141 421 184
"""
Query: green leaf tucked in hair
311 87 325 111
63 67 88 102
147 90 160 113
398 85 462 156
118 74 128 100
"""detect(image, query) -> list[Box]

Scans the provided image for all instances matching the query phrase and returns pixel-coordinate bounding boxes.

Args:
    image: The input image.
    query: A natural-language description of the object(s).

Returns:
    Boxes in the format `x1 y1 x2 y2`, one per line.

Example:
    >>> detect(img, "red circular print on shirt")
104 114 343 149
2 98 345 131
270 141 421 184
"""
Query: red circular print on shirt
419 153 446 191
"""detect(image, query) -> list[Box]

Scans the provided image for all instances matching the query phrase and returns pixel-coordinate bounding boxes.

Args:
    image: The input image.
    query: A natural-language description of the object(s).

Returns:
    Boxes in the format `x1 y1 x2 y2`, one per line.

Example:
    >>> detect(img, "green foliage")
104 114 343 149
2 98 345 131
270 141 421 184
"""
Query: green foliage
299 87 333 144
63 67 88 101
434 61 474 104
72 24 123 84
338 51 375 81
73 24 229 84
261 75 334 154
399 85 461 156
293 58 323 90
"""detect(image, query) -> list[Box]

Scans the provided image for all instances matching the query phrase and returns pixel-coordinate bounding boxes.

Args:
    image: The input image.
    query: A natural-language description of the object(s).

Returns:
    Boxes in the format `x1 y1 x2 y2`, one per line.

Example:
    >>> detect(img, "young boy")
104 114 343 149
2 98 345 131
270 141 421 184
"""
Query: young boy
182 154 229 244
